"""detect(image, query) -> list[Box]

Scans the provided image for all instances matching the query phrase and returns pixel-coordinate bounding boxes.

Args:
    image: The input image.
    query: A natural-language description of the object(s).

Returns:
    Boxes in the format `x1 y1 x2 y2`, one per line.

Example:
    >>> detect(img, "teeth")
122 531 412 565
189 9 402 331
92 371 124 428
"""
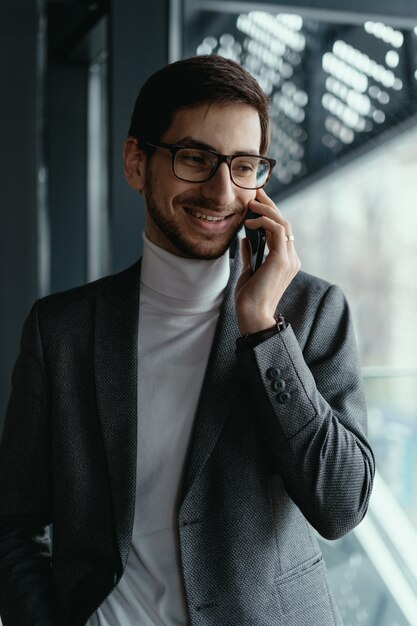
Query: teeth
188 209 225 222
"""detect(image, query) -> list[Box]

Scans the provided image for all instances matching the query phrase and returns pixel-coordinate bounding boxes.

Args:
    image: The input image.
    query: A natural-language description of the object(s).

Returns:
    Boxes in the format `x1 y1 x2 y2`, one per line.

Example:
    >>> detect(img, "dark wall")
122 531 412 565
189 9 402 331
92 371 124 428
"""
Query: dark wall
109 0 169 271
0 1 40 433
48 60 88 294
0 0 170 434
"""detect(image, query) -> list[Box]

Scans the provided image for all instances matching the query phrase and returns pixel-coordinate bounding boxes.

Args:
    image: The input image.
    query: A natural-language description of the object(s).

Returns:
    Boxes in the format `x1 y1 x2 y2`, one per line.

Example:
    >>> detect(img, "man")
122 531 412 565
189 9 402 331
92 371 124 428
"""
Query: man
0 55 374 626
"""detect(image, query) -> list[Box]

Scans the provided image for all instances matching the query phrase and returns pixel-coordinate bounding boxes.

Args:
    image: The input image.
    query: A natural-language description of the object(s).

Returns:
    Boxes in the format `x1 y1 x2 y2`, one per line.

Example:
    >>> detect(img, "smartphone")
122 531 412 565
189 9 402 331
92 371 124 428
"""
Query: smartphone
245 210 266 272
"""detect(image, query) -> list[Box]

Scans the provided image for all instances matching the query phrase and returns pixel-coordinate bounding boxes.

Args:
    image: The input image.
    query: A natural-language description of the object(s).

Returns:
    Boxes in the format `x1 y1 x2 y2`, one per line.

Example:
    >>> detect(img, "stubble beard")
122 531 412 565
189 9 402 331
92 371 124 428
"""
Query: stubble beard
144 164 246 260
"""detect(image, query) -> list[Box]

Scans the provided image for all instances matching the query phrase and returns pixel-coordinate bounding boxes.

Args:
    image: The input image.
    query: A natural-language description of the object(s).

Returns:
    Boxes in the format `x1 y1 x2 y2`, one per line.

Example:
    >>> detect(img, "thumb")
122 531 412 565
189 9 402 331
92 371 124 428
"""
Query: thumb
241 237 252 271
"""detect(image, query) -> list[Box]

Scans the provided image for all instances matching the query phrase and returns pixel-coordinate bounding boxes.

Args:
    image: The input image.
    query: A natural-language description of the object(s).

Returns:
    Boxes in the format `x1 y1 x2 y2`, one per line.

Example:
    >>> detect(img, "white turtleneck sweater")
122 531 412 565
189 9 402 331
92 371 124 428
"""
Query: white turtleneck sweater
87 234 231 626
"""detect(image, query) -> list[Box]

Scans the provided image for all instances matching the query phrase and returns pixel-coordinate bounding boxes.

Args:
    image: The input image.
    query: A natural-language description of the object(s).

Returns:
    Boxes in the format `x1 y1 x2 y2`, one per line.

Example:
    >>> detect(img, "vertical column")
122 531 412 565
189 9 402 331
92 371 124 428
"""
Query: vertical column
108 0 170 271
47 58 88 293
0 0 43 433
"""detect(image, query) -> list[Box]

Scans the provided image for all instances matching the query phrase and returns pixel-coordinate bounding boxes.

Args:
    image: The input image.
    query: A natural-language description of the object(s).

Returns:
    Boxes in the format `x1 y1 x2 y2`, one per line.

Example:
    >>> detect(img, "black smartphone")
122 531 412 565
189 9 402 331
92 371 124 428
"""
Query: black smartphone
245 210 266 272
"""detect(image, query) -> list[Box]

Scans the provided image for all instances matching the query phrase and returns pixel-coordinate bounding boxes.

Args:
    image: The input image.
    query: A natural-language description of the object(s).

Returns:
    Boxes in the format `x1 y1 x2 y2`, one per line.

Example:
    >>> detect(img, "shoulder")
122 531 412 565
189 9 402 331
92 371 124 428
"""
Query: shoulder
282 269 344 308
44 261 139 301
280 270 349 344
34 261 141 331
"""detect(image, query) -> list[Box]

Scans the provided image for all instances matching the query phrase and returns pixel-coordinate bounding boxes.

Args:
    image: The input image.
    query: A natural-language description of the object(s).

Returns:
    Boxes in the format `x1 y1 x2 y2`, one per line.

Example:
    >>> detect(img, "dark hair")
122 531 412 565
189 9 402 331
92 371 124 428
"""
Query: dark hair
128 55 270 154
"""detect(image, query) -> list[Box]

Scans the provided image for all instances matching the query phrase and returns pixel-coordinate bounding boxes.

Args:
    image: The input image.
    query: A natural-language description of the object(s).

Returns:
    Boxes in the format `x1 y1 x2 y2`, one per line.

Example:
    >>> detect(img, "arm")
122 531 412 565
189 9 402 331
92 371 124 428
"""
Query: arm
236 283 375 539
0 303 58 625
235 189 374 539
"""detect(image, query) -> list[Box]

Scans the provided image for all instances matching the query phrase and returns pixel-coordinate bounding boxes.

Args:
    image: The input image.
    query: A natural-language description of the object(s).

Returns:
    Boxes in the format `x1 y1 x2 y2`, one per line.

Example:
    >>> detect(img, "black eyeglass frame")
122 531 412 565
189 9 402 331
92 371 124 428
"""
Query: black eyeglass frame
140 140 276 190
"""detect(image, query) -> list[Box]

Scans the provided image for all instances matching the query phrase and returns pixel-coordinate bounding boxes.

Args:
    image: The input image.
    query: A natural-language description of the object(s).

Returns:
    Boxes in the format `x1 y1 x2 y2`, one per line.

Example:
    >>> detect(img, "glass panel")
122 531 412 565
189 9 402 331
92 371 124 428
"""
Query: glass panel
183 7 417 625
87 52 110 281
319 371 417 626
183 6 417 200
284 121 417 626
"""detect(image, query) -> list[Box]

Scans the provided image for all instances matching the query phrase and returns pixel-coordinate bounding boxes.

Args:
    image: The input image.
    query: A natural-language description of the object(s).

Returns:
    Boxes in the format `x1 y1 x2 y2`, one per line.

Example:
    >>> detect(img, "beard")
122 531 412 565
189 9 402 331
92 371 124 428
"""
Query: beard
143 164 247 260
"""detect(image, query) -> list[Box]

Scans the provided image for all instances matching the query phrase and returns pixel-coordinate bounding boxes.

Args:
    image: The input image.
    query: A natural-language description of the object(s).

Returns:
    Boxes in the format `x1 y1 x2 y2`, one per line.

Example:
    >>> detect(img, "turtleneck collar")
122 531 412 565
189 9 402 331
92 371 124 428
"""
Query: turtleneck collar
140 233 231 305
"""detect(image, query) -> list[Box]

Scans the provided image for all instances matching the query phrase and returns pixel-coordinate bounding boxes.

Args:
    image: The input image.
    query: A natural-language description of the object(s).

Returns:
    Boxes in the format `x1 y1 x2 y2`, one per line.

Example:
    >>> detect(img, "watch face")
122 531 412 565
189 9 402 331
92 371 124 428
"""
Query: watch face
276 315 287 332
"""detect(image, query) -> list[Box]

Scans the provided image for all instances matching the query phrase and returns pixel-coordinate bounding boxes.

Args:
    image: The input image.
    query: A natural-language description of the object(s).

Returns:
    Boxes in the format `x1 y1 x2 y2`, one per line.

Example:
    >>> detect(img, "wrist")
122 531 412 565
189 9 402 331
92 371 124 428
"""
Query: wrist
236 315 287 351
238 316 276 336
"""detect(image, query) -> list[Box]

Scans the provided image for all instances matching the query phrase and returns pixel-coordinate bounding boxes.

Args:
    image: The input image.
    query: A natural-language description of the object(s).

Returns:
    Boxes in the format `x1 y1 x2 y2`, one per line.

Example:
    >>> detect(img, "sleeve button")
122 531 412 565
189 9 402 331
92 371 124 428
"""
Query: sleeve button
271 378 286 392
266 367 281 380
277 391 291 404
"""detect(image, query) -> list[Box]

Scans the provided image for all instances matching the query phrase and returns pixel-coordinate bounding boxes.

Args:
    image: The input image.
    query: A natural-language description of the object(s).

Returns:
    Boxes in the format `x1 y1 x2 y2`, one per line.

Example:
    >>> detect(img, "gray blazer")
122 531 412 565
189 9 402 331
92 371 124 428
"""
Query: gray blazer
0 248 374 626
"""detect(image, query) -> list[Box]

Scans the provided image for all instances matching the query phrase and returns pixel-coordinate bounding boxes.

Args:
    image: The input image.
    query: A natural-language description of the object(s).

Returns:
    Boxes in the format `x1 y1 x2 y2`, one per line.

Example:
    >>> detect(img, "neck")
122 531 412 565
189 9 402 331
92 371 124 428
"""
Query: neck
140 233 231 303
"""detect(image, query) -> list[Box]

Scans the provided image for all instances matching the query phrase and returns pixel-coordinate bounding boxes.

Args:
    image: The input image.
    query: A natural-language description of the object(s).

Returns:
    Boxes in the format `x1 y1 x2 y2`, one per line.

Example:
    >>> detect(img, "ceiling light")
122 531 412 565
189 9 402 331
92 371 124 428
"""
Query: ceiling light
385 50 400 68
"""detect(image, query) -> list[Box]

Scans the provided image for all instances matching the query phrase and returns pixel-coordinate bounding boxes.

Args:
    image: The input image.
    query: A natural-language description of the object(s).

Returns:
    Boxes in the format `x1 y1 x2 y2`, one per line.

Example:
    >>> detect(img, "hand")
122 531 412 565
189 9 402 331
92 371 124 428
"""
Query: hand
235 188 301 335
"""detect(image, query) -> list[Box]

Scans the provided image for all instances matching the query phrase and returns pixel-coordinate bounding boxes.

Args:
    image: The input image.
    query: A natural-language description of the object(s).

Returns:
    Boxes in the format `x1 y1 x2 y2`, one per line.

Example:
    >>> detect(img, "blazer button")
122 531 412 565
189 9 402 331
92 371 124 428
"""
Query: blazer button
266 367 281 380
277 391 291 404
271 378 286 392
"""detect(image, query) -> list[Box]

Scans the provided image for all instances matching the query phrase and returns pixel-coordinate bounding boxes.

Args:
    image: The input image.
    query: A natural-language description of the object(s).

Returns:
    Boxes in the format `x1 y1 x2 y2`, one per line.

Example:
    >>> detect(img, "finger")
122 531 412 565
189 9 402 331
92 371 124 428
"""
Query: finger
248 196 290 232
285 234 296 247
240 237 252 270
245 216 299 265
244 215 287 238
255 187 277 208
245 216 289 252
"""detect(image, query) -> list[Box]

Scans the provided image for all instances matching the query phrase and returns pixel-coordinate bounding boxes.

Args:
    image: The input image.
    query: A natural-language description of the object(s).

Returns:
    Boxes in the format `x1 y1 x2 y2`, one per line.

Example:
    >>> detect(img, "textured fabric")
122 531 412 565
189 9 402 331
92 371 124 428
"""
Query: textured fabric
0 244 375 626
87 235 230 625
140 232 230 303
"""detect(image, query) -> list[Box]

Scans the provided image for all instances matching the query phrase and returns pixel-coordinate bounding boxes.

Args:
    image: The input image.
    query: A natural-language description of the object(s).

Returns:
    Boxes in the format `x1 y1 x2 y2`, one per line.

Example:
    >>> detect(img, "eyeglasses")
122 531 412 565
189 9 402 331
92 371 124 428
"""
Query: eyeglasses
141 141 276 190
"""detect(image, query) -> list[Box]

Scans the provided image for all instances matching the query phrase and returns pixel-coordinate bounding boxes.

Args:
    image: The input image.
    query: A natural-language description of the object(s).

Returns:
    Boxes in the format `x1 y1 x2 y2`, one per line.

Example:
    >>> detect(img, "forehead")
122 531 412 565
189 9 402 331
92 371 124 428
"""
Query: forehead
161 103 262 153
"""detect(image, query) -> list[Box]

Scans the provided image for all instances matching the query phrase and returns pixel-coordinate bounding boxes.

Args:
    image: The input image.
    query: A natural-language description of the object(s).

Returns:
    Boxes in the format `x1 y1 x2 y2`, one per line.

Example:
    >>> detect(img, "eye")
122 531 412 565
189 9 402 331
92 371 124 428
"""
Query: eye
184 153 205 164
235 162 256 172
232 157 259 176
177 149 215 169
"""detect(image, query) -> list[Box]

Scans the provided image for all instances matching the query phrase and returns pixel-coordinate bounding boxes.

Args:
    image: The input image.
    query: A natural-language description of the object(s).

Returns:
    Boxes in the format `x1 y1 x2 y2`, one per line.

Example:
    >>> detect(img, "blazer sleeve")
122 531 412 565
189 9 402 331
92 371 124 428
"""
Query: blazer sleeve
0 302 58 625
236 283 375 540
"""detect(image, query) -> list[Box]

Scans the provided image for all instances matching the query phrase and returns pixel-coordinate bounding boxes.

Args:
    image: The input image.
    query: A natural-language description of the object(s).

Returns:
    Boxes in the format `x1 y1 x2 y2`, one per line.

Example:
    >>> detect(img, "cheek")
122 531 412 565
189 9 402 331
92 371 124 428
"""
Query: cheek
241 190 256 210
172 184 206 205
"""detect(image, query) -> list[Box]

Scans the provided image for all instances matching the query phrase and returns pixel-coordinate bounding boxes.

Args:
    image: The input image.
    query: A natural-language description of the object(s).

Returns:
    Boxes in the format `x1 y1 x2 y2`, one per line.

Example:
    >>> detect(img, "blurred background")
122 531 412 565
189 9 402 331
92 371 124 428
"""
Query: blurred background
1 1 417 624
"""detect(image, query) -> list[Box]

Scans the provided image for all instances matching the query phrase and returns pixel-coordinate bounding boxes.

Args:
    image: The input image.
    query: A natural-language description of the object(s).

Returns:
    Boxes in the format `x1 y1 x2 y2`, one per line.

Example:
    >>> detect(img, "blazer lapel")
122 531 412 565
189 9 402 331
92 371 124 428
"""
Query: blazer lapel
182 245 242 500
94 261 141 568
93 244 243 556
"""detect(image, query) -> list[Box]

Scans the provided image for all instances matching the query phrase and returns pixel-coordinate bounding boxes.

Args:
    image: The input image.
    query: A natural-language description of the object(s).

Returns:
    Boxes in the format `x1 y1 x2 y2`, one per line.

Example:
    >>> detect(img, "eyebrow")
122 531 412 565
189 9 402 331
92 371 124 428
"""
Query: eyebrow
176 136 261 157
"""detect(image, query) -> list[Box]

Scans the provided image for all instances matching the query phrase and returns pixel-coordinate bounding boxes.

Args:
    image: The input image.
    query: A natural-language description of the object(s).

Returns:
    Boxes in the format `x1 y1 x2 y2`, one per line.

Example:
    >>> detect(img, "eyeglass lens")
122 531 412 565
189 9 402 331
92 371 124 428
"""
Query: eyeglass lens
173 148 270 189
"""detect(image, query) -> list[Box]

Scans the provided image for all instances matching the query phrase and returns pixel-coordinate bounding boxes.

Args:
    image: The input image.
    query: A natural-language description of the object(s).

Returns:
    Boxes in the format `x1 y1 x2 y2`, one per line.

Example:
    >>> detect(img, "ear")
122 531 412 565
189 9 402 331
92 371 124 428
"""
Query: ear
123 137 147 192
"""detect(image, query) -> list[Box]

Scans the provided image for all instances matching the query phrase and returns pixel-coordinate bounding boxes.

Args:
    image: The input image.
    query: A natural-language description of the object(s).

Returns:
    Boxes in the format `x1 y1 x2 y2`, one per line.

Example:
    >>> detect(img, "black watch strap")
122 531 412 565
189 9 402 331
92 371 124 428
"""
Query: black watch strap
236 315 287 352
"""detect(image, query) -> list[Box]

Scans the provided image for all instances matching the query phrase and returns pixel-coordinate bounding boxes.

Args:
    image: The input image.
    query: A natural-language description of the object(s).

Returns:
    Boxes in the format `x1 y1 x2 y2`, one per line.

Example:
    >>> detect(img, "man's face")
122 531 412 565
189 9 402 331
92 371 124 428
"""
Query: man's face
130 103 262 259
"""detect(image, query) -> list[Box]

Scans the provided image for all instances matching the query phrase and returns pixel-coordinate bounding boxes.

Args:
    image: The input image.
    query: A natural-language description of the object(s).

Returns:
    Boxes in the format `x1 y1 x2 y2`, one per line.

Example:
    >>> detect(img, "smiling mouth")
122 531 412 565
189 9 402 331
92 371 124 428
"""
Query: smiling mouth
185 208 231 222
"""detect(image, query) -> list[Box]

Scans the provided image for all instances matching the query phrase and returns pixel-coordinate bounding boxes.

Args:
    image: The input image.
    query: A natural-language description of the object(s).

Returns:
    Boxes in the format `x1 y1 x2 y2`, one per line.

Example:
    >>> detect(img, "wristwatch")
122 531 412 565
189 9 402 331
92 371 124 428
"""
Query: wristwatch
236 315 287 351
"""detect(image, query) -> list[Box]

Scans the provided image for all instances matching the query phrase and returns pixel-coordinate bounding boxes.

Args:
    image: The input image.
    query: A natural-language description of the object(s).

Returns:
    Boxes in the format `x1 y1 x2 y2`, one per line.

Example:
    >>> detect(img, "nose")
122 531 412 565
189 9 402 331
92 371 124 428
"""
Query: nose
200 162 236 206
